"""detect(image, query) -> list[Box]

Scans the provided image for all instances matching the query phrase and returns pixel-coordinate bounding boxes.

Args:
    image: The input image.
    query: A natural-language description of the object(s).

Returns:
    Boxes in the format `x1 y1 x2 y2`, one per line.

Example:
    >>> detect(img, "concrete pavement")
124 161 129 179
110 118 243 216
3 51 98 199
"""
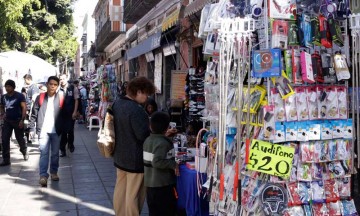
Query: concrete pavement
0 124 149 216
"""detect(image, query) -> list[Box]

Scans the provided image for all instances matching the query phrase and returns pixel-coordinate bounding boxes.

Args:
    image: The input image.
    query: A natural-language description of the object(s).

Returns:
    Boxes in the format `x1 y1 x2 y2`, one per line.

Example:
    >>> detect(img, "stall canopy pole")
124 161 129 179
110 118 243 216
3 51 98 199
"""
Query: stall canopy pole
349 14 360 169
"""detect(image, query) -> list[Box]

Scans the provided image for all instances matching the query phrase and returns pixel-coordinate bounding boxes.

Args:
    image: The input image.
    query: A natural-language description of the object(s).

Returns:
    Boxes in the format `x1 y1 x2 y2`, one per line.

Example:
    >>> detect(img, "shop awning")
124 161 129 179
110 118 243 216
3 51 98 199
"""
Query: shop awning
161 9 181 32
184 0 212 17
125 31 161 61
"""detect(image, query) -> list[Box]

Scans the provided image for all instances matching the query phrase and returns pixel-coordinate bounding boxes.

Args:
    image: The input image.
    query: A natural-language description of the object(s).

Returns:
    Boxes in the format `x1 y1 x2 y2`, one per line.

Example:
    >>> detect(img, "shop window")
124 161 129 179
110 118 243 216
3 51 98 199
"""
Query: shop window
129 58 139 80
148 61 155 81
192 45 206 68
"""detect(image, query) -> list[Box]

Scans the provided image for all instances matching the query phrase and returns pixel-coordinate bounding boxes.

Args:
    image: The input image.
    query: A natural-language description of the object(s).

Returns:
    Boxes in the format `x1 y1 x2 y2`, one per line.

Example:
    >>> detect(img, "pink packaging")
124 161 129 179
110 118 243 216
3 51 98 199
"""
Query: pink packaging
300 51 315 83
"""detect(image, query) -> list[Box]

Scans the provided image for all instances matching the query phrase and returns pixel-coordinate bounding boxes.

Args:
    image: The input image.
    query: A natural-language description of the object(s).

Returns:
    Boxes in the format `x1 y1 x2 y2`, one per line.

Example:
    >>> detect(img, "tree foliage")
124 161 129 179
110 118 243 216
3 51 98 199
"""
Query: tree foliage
0 0 78 65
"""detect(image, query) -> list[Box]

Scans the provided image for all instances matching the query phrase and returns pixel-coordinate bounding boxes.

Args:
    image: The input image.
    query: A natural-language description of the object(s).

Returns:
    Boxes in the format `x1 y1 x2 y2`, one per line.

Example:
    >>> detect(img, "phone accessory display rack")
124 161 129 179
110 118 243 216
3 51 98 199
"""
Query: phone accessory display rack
193 0 360 215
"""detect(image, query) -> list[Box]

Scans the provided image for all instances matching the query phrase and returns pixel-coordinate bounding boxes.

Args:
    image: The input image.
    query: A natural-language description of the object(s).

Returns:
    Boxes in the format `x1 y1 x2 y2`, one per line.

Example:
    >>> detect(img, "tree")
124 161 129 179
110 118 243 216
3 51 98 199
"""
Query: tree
0 0 78 66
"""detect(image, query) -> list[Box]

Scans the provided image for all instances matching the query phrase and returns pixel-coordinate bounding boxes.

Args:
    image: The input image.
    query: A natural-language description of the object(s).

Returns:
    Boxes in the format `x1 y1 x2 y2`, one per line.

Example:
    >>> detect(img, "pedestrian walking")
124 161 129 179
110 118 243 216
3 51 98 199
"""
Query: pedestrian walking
143 111 179 216
59 74 79 157
23 74 39 144
112 77 155 216
0 79 29 166
78 82 88 124
29 76 64 187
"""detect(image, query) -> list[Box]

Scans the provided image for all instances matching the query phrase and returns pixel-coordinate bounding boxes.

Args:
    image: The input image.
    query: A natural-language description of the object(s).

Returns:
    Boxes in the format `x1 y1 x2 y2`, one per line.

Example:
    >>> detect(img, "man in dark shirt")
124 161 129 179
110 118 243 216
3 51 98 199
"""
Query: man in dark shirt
59 74 79 157
23 74 39 144
0 79 29 166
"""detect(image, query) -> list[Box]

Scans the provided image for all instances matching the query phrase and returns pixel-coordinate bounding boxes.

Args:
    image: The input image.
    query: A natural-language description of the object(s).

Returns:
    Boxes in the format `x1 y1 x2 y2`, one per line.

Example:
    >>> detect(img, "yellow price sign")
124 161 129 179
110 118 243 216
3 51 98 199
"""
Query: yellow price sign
246 139 295 178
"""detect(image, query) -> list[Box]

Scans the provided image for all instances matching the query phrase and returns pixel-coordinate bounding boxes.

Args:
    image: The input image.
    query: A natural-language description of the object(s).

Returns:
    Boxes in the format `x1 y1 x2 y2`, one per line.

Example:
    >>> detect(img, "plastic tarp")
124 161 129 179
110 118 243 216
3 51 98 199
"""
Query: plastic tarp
0 51 57 89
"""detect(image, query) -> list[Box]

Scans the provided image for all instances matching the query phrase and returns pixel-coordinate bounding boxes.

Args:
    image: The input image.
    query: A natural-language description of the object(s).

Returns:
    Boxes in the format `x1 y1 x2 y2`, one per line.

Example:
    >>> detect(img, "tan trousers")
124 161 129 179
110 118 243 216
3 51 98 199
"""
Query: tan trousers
113 168 145 216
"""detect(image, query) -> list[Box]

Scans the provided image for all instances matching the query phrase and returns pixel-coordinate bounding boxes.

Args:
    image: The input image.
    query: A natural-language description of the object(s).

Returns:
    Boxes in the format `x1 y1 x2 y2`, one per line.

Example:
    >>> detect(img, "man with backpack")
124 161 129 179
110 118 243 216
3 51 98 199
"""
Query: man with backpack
29 76 65 186
59 74 79 157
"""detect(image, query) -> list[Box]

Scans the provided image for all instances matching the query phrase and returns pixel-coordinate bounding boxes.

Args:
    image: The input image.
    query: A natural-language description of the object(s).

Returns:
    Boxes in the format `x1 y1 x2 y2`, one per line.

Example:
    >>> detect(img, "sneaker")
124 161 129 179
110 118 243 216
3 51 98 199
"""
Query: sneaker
197 105 206 109
39 176 48 187
189 101 197 105
22 151 29 161
189 108 198 112
50 173 60 181
59 151 66 157
69 145 75 153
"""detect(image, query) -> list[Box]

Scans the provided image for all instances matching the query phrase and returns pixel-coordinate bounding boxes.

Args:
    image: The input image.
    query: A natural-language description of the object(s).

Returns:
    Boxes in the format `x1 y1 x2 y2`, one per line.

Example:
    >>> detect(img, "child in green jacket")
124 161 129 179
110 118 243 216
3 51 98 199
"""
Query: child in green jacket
143 111 180 216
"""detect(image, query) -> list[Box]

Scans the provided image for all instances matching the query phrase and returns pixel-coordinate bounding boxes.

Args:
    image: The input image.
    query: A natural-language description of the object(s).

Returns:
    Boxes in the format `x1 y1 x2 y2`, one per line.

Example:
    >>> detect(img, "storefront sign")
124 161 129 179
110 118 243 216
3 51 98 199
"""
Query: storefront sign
154 52 163 94
246 139 295 178
163 44 177 56
126 32 161 61
171 70 187 99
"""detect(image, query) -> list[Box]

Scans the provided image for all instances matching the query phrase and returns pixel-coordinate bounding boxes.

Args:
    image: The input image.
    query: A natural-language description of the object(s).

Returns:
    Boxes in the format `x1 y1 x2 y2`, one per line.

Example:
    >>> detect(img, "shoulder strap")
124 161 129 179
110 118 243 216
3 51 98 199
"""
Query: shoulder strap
38 92 65 108
39 93 46 106
59 92 65 108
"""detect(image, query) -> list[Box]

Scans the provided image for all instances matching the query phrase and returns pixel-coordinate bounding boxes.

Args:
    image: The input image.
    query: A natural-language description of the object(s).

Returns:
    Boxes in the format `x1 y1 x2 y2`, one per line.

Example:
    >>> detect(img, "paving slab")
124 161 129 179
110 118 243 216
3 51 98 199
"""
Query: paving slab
0 125 149 215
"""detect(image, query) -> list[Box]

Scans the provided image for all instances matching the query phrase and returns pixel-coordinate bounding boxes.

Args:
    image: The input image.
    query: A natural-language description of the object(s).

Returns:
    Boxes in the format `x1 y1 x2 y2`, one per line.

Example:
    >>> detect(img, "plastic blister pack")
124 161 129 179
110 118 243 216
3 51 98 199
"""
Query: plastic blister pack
321 121 333 140
287 182 302 206
332 120 344 139
325 86 339 119
336 86 348 119
337 139 351 160
300 142 314 162
317 86 328 119
327 201 342 216
337 177 351 198
328 161 346 178
311 181 326 203
297 163 312 181
263 105 275 140
285 95 297 121
312 203 329 216
311 163 323 180
284 206 305 216
314 141 329 162
297 122 309 142
295 87 309 121
328 140 338 161
274 122 286 143
272 20 289 49
325 179 340 203
271 88 286 122
341 199 358 216
285 122 297 142
298 181 311 204
307 86 319 120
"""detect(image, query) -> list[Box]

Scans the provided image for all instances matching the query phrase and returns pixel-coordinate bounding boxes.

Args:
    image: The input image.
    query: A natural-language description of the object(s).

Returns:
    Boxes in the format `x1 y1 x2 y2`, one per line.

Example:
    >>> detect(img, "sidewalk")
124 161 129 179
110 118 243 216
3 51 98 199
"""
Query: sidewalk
0 125 149 216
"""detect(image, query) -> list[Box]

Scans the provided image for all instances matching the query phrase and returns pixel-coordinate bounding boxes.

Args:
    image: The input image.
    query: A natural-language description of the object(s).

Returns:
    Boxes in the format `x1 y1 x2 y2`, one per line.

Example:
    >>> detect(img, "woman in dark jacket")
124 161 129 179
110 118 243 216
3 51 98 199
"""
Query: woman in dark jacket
112 77 156 216
144 97 158 116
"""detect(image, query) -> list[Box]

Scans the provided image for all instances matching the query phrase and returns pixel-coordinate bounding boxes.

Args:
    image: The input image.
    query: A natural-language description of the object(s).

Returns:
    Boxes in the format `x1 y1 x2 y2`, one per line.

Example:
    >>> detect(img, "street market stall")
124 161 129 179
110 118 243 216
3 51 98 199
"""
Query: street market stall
177 0 360 215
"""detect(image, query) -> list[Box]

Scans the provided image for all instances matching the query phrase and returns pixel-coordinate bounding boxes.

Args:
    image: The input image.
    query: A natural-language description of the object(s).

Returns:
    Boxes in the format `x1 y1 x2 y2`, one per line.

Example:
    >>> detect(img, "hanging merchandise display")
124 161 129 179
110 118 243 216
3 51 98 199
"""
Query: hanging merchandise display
85 64 117 125
185 0 359 215
86 68 101 125
97 64 117 120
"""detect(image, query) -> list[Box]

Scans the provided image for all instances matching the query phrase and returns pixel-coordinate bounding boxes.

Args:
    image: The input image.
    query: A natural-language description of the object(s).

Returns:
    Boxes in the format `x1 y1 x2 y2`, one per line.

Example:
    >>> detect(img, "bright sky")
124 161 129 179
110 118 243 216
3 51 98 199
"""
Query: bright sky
72 0 98 39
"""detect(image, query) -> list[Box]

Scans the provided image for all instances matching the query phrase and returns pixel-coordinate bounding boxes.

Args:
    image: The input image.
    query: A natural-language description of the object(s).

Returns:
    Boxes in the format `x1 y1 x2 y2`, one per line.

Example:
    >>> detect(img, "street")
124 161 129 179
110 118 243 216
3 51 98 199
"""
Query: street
0 124 148 216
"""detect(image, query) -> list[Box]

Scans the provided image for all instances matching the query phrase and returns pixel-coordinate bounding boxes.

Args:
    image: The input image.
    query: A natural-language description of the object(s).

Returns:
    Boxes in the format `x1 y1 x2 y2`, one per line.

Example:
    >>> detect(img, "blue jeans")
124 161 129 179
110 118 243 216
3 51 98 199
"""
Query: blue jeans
38 133 61 177
1 120 27 162
81 100 87 122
